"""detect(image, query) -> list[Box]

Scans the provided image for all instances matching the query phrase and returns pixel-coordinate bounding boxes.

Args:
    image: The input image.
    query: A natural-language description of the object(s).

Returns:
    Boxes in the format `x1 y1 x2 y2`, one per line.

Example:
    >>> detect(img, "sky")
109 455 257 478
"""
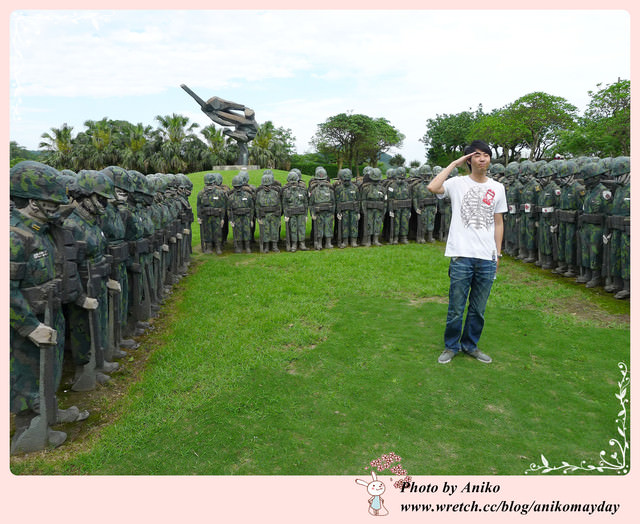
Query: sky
9 9 631 164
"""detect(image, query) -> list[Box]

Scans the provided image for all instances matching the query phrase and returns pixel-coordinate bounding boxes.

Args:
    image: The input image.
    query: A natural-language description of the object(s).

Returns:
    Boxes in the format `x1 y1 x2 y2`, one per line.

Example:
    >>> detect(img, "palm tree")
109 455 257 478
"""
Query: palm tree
39 123 75 169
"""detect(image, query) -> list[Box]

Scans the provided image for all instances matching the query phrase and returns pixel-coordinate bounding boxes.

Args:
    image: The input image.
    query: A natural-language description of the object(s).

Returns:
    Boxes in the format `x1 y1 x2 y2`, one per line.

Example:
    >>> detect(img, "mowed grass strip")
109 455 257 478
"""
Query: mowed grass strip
10 240 629 475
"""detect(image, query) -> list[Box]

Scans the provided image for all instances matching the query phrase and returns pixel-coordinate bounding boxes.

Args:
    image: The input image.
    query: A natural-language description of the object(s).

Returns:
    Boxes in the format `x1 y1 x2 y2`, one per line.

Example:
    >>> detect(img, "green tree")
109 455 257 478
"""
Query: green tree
389 154 406 167
39 123 77 170
312 113 402 175
554 79 630 157
467 108 528 164
505 92 577 160
421 106 483 166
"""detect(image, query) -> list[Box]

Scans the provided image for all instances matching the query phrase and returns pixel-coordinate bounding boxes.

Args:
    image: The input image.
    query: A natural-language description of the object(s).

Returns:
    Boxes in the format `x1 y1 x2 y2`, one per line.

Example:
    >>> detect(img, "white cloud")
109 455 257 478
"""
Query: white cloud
10 9 630 161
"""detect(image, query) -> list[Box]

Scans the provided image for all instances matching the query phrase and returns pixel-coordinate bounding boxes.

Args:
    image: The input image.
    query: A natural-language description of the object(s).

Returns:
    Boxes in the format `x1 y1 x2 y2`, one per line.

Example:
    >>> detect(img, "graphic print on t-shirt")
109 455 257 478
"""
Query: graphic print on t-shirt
460 186 496 229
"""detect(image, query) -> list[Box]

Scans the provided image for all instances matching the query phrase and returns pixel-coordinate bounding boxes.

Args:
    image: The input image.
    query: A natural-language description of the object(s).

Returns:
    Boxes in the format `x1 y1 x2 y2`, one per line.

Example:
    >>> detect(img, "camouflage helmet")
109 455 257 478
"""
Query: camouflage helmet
102 165 136 193
432 166 443 176
212 172 223 185
370 168 382 181
58 169 77 193
261 172 274 186
450 167 459 177
10 160 70 204
557 160 578 178
396 166 406 178
204 173 216 185
75 169 115 199
338 168 352 182
490 163 505 176
600 157 614 173
418 164 432 177
505 161 520 177
611 156 630 177
177 173 192 190
128 170 153 196
409 167 418 177
363 166 373 177
386 168 396 179
315 167 328 180
581 159 607 180
292 168 302 177
231 175 243 188
538 163 554 179
287 170 299 183
236 168 249 184
533 160 547 175
520 160 535 177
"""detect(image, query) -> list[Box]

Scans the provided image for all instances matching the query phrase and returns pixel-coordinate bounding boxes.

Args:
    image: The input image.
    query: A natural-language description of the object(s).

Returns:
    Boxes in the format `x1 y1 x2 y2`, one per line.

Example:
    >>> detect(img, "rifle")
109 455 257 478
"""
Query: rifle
336 206 343 247
601 226 612 281
258 209 265 253
285 216 291 252
72 258 98 392
416 200 424 242
11 285 58 453
106 280 117 363
362 203 369 244
200 220 206 253
389 200 395 243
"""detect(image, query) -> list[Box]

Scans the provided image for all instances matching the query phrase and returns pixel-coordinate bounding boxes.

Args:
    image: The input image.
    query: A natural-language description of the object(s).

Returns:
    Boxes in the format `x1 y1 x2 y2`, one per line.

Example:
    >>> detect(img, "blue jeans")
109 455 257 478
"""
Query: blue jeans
444 257 497 353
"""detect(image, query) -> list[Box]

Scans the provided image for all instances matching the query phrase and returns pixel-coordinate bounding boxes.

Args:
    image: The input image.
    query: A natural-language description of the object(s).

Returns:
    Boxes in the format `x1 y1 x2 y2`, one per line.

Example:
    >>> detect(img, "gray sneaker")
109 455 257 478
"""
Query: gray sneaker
466 349 492 363
438 349 457 364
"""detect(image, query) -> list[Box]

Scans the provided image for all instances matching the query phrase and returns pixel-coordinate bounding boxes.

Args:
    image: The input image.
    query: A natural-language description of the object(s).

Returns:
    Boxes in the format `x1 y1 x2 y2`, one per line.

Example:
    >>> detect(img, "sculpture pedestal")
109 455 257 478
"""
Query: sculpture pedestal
210 165 260 171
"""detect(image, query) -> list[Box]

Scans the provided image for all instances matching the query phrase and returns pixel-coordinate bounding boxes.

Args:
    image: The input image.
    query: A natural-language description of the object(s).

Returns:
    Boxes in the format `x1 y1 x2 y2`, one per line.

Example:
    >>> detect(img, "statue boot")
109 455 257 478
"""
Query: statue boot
400 235 408 244
604 276 622 293
586 272 602 288
373 235 382 247
552 262 567 275
324 237 333 249
215 242 223 255
298 241 308 251
563 264 577 278
523 250 536 263
350 238 358 248
244 241 251 254
541 255 555 270
271 242 280 253
427 231 435 243
576 268 591 284
614 279 630 300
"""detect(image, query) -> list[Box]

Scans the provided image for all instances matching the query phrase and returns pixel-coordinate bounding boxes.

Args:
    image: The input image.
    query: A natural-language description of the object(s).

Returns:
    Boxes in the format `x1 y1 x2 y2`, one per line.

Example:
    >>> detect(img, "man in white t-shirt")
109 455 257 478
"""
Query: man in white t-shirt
427 140 507 364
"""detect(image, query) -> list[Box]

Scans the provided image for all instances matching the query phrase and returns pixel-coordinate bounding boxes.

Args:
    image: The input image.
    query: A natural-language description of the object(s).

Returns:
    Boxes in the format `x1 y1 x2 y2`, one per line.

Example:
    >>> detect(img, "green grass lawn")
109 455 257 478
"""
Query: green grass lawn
10 237 630 475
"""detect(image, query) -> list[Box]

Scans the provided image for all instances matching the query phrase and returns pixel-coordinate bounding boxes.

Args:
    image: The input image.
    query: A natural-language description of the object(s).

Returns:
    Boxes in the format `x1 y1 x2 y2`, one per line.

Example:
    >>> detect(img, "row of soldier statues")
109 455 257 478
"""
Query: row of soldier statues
197 157 631 301
197 165 448 255
10 161 194 454
493 156 630 300
10 154 630 454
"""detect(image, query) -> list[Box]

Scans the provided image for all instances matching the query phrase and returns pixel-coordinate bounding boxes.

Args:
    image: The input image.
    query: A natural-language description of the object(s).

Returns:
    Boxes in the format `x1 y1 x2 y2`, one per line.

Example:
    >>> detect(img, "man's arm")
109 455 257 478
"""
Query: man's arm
494 212 504 261
427 152 476 194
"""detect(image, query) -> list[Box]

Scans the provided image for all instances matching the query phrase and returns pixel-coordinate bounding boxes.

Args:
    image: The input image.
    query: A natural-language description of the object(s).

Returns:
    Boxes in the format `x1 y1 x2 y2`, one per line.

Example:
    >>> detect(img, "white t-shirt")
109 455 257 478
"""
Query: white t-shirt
439 175 508 260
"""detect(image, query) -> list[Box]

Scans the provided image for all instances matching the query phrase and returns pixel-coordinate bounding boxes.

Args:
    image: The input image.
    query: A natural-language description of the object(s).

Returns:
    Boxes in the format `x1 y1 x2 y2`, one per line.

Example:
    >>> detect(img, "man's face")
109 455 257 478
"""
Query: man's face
470 149 491 173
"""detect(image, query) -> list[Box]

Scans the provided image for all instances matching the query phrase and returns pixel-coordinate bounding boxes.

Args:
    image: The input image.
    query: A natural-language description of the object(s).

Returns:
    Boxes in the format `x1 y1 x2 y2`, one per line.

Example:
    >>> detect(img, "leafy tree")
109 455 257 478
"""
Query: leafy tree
554 79 630 157
10 141 43 166
312 113 403 174
467 108 527 164
421 106 483 166
389 153 406 167
504 92 577 160
39 123 76 169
